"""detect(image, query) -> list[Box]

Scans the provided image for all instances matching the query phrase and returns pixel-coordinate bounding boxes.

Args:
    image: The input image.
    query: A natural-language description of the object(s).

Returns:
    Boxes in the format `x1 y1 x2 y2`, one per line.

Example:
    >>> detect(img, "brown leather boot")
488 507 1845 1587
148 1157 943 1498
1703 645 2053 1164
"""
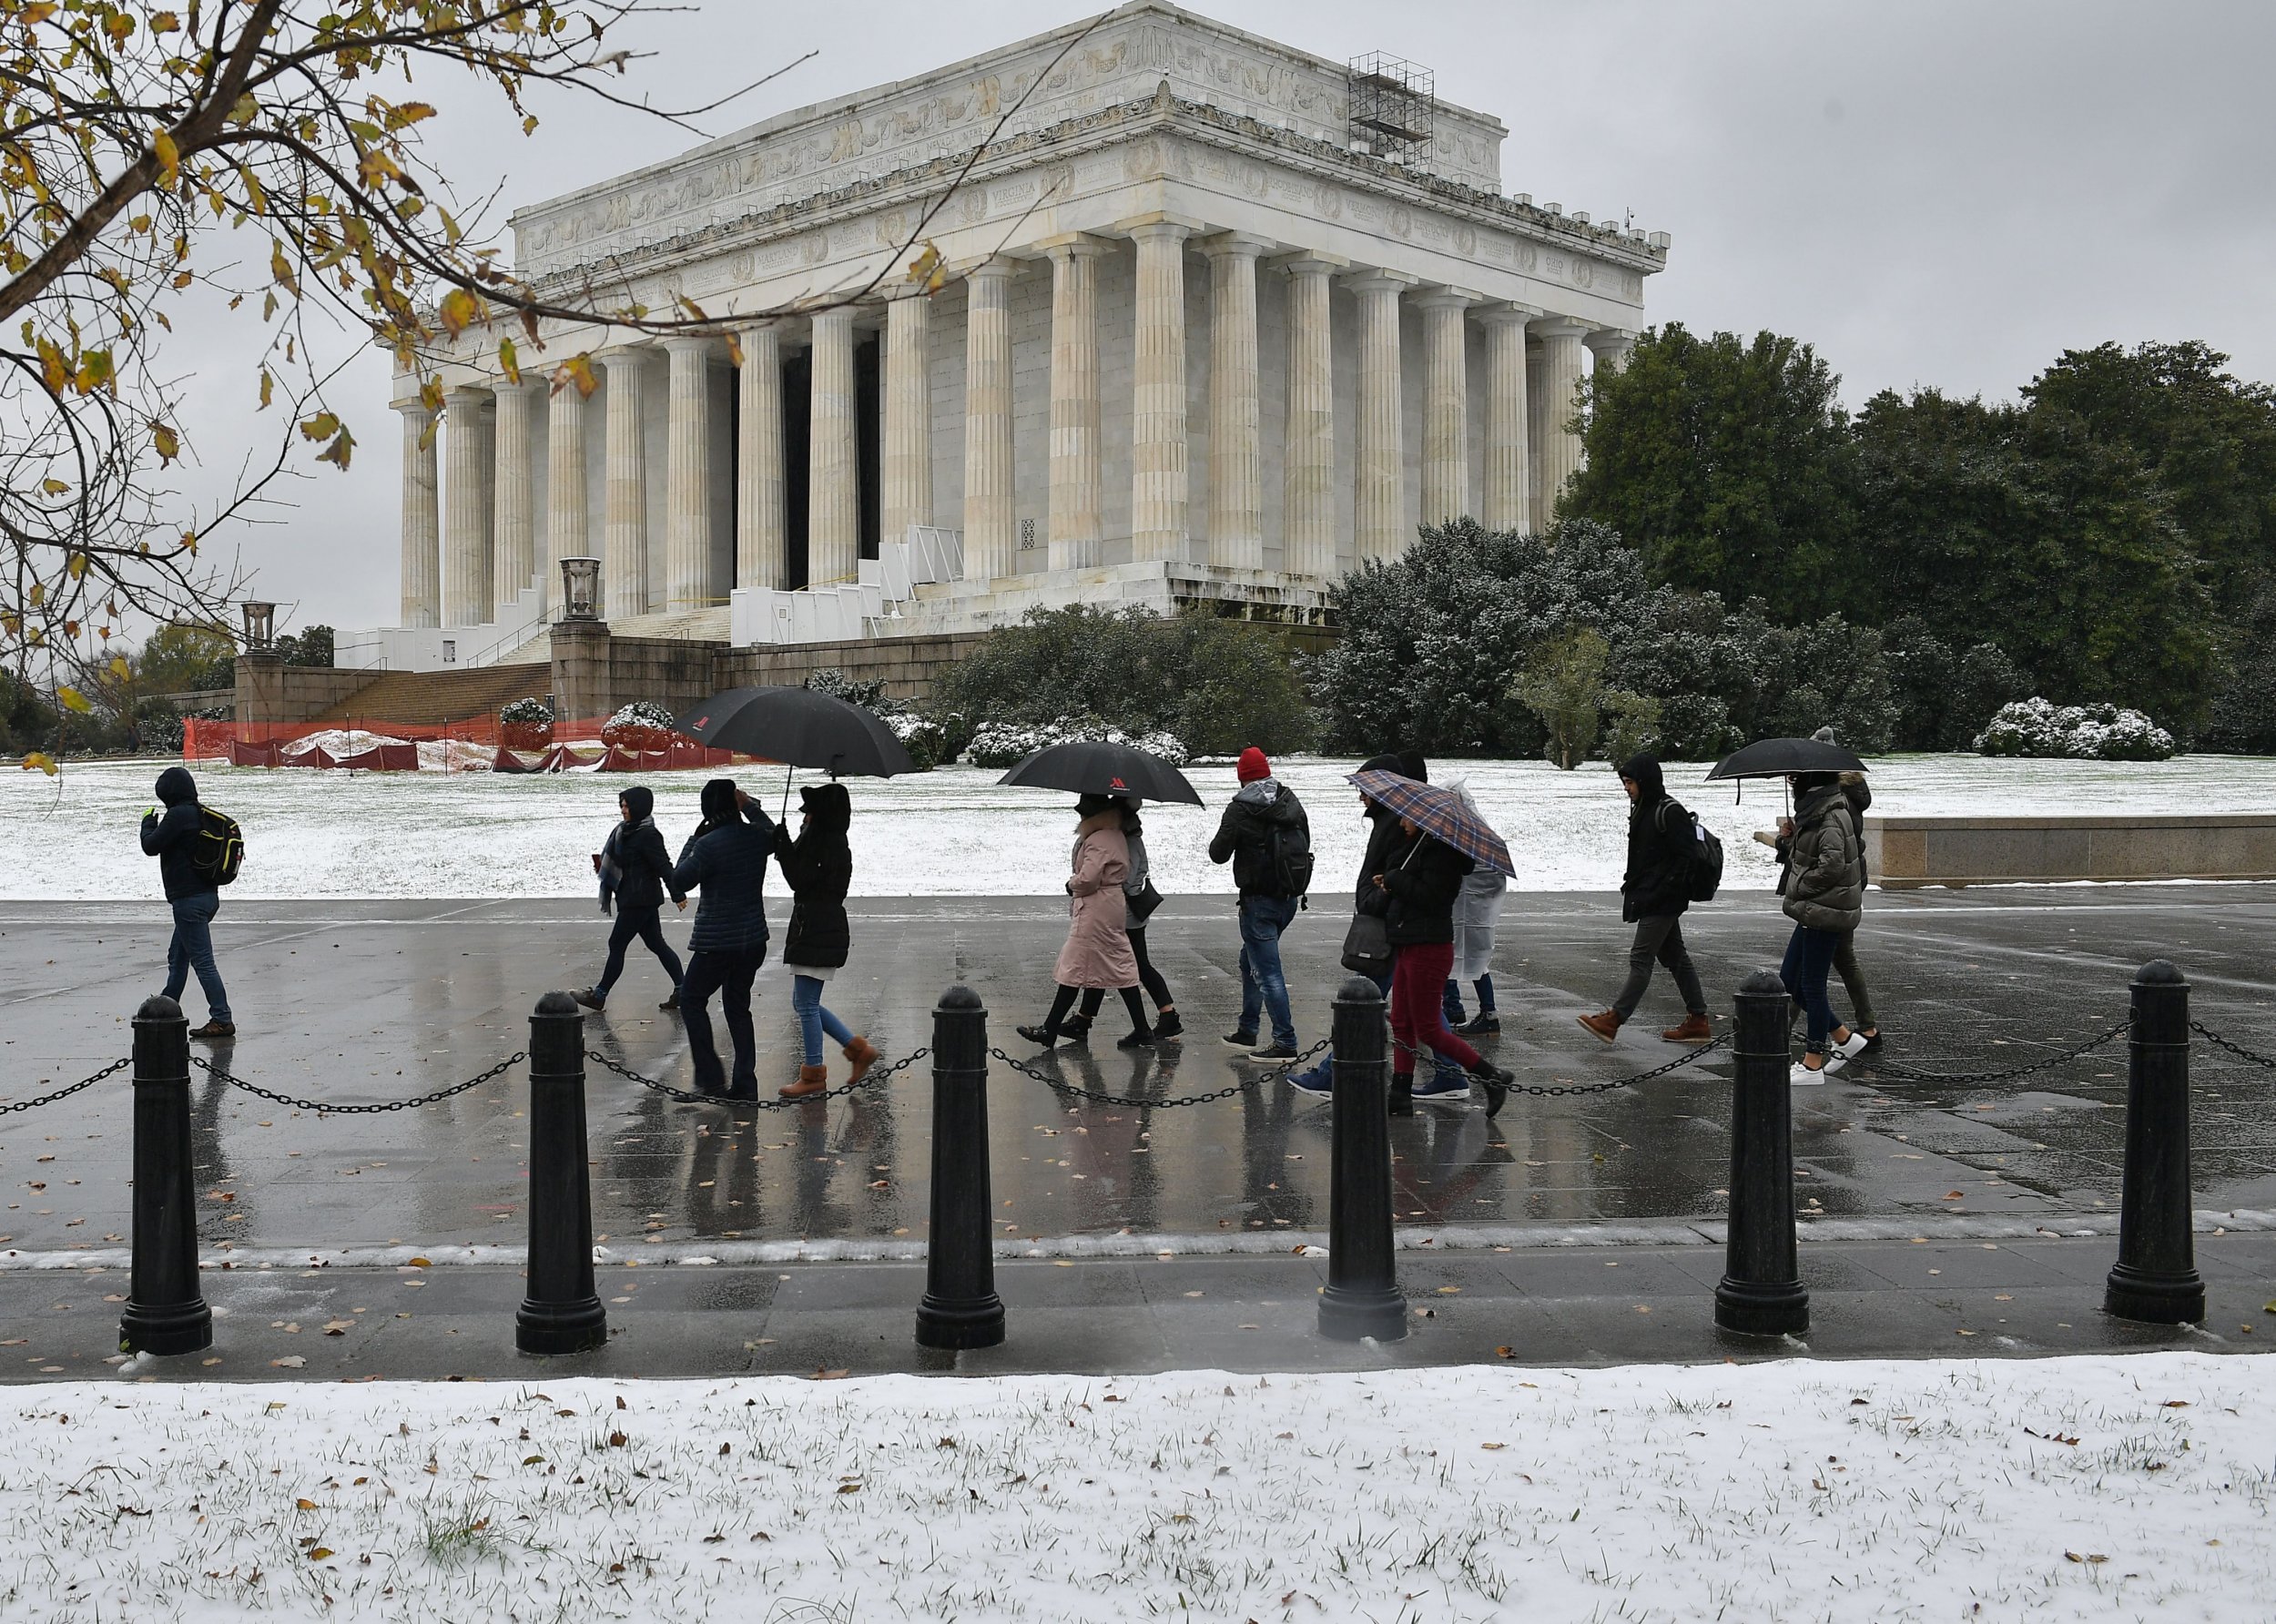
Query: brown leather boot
1577 1010 1621 1044
841 1036 880 1084
779 1063 830 1100
1660 1011 1712 1044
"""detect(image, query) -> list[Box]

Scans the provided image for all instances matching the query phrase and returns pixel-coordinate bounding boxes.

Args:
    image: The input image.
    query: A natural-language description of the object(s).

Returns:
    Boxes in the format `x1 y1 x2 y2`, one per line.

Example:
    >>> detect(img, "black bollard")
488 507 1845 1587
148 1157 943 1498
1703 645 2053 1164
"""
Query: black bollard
119 996 213 1356
1715 969 1809 1336
917 986 1004 1350
1319 976 1406 1341
2105 960 2205 1324
516 991 607 1355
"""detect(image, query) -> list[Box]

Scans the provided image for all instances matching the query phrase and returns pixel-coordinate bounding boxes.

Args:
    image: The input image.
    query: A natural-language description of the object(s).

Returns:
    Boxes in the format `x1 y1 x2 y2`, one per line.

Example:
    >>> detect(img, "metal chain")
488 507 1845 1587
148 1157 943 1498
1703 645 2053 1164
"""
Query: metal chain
991 1038 1331 1109
1508 1032 1729 1100
1859 1020 2131 1087
584 1046 929 1108
190 1051 526 1114
2191 1021 2276 1071
0 1058 129 1117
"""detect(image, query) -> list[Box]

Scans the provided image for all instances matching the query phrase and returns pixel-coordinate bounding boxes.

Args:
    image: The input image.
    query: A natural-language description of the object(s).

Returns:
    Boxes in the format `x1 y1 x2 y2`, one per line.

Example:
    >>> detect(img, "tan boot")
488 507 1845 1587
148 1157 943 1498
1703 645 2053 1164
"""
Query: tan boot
1577 1010 1621 1044
841 1036 880 1084
779 1063 830 1101
1660 1011 1712 1044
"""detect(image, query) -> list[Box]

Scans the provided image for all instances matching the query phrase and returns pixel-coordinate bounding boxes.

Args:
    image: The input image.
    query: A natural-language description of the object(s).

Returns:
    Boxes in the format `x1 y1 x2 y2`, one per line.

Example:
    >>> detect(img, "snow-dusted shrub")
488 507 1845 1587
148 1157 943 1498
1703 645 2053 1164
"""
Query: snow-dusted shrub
963 715 1188 770
500 695 554 749
1974 697 2175 761
885 710 949 772
601 699 679 750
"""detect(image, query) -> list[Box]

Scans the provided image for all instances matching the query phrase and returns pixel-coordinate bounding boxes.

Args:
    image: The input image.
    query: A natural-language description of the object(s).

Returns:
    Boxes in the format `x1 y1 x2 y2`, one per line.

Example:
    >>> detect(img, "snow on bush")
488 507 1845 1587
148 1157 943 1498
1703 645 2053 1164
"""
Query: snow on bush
500 695 554 748
964 716 1189 769
1975 697 2176 761
884 710 950 772
601 699 678 750
499 697 554 724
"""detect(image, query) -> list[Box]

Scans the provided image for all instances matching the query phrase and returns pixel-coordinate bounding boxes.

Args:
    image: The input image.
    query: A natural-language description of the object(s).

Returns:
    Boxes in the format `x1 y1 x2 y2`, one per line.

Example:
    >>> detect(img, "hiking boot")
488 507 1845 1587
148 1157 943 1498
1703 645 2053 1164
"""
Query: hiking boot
1016 1024 1060 1049
1387 1072 1415 1117
1456 1011 1501 1036
1151 1008 1184 1041
572 988 605 1012
658 990 681 1011
1467 1060 1513 1119
188 1020 236 1041
1661 1012 1712 1044
1221 1029 1259 1050
1116 1027 1155 1050
841 1036 880 1083
1577 1010 1621 1045
1059 1014 1094 1045
779 1064 829 1101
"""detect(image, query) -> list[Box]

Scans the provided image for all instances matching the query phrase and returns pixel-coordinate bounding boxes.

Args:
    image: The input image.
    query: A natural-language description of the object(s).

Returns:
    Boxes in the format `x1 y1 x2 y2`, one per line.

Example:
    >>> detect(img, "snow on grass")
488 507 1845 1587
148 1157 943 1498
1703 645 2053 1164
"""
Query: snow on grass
9 753 2276 901
1 1352 2267 1621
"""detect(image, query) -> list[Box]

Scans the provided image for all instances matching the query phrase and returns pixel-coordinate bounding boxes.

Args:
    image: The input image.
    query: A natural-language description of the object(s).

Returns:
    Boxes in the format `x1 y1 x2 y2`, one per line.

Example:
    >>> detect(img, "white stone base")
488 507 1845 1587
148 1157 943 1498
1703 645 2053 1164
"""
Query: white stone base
872 559 1330 638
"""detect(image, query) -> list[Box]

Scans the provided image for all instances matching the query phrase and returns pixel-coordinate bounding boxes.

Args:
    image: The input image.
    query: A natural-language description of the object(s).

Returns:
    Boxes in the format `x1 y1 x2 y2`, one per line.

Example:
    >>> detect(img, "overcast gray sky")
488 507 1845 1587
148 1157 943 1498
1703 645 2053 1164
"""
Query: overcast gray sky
183 0 2276 636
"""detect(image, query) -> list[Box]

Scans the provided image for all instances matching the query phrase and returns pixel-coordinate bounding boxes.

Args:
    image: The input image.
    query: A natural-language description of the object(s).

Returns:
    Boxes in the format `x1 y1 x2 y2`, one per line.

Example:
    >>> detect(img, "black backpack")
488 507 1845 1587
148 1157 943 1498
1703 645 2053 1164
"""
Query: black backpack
190 805 245 887
1661 800 1722 903
1267 816 1314 900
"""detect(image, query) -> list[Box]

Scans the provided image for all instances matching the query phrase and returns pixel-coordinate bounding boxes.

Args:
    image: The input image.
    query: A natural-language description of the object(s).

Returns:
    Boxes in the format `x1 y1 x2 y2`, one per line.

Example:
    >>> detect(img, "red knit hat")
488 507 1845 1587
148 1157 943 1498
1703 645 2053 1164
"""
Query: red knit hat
1236 746 1271 783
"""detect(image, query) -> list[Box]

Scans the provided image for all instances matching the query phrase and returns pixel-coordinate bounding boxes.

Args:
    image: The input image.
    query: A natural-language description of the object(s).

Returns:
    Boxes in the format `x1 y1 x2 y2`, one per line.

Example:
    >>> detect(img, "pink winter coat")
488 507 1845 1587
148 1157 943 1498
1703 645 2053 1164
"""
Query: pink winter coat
1052 815 1138 990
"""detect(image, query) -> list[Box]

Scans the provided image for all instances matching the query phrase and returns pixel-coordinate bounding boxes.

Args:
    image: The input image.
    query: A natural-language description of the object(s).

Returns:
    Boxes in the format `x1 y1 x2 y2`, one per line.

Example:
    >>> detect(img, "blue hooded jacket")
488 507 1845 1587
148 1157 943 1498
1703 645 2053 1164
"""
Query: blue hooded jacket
670 778 776 954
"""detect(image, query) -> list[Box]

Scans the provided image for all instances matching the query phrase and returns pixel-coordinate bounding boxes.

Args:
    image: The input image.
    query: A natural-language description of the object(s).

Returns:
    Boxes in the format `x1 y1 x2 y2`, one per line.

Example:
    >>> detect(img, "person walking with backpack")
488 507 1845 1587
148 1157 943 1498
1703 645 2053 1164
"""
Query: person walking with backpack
574 785 686 1013
140 765 236 1040
1207 747 1310 1061
668 779 777 1101
773 781 880 1099
1017 793 1153 1049
1579 754 1712 1046
1780 769 1869 1083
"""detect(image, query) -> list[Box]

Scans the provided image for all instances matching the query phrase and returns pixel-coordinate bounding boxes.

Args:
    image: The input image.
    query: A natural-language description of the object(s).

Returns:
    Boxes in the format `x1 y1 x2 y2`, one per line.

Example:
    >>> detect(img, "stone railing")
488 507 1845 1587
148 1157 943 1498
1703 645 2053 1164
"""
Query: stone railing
1868 814 2276 888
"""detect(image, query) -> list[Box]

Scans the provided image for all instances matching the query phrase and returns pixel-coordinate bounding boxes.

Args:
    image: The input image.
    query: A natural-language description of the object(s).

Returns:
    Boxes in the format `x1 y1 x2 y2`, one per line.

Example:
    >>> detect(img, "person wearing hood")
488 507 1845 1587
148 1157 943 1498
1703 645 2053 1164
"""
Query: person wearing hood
1579 754 1712 1047
1783 729 1881 1050
1441 783 1509 1036
1779 769 1868 1083
1206 746 1310 1061
139 765 233 1039
574 784 686 1013
1373 799 1515 1116
1018 793 1152 1048
1067 797 1183 1047
773 780 879 1099
667 778 777 1101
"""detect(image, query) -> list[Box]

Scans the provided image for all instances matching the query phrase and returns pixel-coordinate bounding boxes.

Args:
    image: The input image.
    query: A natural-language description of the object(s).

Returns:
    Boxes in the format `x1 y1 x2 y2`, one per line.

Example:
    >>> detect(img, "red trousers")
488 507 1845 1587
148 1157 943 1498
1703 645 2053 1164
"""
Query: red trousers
1389 941 1480 1073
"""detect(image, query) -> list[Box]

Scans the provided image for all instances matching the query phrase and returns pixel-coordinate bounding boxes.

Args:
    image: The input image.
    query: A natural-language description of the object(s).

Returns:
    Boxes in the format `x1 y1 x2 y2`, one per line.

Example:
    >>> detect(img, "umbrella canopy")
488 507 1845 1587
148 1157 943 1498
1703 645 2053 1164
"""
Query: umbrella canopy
997 739 1203 806
1706 736 1868 781
1347 769 1514 878
674 687 914 777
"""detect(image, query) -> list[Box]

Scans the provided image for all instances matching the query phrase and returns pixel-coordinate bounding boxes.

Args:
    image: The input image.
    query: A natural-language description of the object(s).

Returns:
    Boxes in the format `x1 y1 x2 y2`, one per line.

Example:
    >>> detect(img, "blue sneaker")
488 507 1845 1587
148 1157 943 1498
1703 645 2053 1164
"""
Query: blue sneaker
1286 1065 1333 1099
1409 1074 1471 1104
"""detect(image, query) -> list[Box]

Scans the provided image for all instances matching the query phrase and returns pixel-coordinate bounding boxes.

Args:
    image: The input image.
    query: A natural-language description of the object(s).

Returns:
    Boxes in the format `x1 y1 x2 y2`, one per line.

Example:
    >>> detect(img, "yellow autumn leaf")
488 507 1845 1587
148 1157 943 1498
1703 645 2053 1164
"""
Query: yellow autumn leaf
152 129 179 186
315 426 356 470
40 478 66 495
438 288 479 338
110 655 130 682
308 1548 333 1562
36 337 66 392
497 337 520 384
724 331 745 368
22 753 57 777
259 370 273 409
552 353 598 400
299 411 340 442
906 241 942 286
270 240 298 293
152 423 180 462
57 687 90 714
66 553 86 580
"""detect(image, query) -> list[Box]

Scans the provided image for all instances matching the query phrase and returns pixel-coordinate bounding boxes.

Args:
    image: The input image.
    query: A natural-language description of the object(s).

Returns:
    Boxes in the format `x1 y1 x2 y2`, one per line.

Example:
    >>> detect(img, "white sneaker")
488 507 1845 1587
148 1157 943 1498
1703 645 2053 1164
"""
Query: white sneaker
1822 1051 1847 1074
1834 1031 1869 1061
1789 1061 1826 1086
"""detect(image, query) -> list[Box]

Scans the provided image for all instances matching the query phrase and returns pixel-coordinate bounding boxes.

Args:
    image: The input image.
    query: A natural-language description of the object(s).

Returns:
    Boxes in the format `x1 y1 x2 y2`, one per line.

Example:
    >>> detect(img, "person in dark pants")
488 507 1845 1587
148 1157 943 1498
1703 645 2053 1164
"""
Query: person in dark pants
1375 810 1514 1115
1579 754 1712 1046
1779 770 1867 1084
1067 797 1184 1047
139 765 233 1040
1207 747 1308 1061
575 784 685 1012
773 781 879 1099
668 779 777 1101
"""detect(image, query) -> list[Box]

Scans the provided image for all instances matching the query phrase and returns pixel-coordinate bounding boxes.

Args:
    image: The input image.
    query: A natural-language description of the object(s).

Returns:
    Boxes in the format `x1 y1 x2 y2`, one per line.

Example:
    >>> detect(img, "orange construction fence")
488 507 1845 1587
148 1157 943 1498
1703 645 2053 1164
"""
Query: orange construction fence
182 717 764 774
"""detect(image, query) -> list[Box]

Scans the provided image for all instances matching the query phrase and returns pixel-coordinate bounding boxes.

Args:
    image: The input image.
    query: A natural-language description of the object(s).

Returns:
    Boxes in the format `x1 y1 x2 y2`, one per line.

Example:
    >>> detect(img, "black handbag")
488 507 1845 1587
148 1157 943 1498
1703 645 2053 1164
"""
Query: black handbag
1340 910 1392 977
1129 878 1164 922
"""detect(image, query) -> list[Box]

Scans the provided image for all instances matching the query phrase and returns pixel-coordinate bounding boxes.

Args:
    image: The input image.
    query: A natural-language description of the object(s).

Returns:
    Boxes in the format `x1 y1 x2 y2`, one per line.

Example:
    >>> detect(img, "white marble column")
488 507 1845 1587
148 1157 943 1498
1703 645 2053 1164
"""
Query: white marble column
1586 328 1636 377
881 293 931 552
1348 270 1415 563
662 337 715 613
492 378 539 616
1279 254 1341 579
1204 234 1266 571
396 401 440 629
598 348 648 620
1478 304 1535 533
961 257 1018 582
736 323 786 591
1526 335 1550 533
544 375 587 615
808 309 860 588
1532 316 1591 527
1044 236 1103 573
1416 289 1476 525
442 384 493 627
1127 218 1192 563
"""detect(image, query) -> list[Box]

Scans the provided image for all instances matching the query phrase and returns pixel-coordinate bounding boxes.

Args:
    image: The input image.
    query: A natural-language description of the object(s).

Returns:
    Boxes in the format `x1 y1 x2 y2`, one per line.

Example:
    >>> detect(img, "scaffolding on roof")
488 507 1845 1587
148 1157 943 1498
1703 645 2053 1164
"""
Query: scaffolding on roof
1346 53 1435 167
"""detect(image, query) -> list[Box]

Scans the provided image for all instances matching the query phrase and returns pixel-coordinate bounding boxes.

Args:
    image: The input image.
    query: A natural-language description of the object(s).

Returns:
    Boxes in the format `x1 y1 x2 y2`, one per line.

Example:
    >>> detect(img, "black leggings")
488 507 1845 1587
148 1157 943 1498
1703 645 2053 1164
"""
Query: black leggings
1054 983 1149 1036
1077 927 1174 1016
595 903 684 997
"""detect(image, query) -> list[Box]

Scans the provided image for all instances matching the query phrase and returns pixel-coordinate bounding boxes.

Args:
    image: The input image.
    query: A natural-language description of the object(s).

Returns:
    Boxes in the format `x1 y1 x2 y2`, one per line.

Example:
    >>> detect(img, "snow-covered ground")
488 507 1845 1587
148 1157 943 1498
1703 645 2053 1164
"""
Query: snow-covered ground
7 753 2273 900
5 1353 2267 1620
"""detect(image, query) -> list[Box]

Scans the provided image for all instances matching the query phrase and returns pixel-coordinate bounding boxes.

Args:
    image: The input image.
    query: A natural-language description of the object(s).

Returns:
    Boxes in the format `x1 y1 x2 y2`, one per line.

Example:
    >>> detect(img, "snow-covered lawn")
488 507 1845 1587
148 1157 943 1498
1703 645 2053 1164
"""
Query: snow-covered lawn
7 753 2274 900
3 1352 2267 1620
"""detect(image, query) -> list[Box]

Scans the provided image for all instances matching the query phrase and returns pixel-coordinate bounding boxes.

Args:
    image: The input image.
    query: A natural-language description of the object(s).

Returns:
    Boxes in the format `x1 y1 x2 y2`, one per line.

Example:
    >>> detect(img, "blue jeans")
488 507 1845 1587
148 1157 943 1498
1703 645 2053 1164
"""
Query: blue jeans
1289 969 1463 1091
161 892 231 1024
791 973 854 1066
1780 924 1841 1055
1236 895 1299 1049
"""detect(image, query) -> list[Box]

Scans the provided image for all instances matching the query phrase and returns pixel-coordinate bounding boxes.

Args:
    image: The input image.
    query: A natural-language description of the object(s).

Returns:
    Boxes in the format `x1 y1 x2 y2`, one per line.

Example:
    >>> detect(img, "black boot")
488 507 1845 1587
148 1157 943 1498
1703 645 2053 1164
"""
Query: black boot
1058 1013 1093 1045
1466 1059 1512 1119
1015 1023 1058 1048
1388 1071 1415 1118
1151 1008 1184 1041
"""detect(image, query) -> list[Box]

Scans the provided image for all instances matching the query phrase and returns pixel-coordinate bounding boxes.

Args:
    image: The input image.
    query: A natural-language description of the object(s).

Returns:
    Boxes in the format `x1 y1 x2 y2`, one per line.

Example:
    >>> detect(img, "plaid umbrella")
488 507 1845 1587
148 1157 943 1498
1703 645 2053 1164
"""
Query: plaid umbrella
1347 770 1515 878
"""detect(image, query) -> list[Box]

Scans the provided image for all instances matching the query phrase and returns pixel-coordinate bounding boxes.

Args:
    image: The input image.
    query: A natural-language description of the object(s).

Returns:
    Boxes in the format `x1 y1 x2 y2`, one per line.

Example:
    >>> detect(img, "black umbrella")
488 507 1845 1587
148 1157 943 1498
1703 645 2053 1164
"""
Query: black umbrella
996 740 1202 806
675 687 914 812
1706 736 1868 781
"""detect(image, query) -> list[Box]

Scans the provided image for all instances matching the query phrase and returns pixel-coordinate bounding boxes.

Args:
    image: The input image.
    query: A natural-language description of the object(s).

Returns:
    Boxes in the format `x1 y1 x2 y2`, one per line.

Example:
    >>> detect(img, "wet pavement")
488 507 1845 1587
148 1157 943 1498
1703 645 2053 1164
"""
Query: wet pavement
2 888 2274 1262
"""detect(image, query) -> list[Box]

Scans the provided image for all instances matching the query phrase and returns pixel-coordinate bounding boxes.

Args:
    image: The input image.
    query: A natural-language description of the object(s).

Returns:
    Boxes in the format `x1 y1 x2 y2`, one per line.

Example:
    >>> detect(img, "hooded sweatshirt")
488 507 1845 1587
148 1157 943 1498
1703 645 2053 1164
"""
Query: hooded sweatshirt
597 784 679 913
670 778 776 955
1618 753 1695 922
777 781 853 969
139 766 211 901
1207 774 1309 899
1353 751 1412 917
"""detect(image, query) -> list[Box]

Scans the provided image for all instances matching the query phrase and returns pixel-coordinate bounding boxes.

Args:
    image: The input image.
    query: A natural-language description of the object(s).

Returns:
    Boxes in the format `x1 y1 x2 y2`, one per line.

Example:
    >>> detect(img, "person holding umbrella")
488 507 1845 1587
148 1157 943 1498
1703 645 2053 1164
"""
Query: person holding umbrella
1017 792 1153 1048
772 781 880 1100
668 780 777 1101
1067 796 1182 1046
1779 769 1869 1083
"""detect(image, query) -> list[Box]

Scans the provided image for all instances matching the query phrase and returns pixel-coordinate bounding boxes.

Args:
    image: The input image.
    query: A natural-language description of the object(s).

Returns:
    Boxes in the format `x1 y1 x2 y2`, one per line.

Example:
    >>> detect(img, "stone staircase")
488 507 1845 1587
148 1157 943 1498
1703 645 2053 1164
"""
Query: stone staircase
610 605 733 644
312 662 553 726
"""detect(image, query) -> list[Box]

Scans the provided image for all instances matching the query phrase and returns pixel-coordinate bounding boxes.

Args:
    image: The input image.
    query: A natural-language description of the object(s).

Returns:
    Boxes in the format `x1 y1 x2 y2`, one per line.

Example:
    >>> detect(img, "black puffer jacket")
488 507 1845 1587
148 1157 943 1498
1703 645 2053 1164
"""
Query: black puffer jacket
670 779 777 956
1352 752 1411 919
599 785 679 912
1382 831 1475 946
1619 754 1694 923
777 782 853 969
139 766 210 901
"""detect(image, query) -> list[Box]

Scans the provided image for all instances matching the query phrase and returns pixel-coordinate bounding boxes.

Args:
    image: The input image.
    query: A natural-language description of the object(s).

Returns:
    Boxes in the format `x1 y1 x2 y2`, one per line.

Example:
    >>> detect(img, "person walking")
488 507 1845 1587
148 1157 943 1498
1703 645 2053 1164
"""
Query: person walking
773 781 879 1099
1018 793 1152 1048
1442 786 1509 1035
574 785 686 1013
1207 747 1309 1061
1779 769 1869 1083
139 766 234 1040
1375 810 1514 1114
668 779 777 1101
1066 797 1184 1047
1579 754 1712 1046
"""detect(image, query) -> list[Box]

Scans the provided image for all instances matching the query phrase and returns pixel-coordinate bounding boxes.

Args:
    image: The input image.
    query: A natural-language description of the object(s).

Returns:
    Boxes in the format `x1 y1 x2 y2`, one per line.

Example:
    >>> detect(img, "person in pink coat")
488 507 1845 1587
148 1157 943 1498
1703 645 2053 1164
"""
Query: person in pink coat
1017 793 1152 1047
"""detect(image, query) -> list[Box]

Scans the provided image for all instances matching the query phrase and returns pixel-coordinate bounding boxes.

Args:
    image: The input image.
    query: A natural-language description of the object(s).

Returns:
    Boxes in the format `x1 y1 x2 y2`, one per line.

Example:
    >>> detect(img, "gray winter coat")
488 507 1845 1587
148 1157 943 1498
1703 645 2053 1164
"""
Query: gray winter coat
1782 784 1864 932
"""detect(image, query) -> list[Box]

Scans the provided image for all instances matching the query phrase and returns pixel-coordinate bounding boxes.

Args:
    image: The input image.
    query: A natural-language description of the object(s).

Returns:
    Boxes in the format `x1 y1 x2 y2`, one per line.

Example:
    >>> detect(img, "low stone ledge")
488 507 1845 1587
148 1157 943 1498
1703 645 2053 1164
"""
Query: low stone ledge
1867 813 2276 888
